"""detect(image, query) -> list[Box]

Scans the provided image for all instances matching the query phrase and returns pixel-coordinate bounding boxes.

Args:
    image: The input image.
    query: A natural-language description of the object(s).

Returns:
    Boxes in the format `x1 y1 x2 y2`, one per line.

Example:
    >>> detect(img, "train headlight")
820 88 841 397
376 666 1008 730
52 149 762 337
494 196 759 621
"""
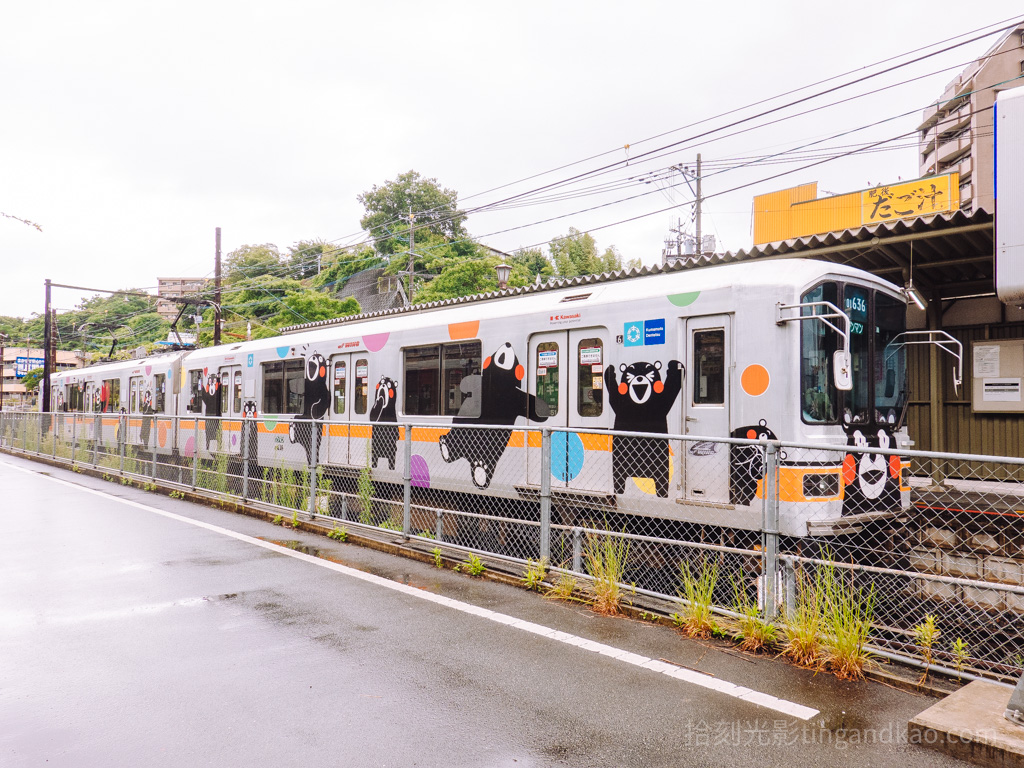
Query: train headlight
803 472 839 499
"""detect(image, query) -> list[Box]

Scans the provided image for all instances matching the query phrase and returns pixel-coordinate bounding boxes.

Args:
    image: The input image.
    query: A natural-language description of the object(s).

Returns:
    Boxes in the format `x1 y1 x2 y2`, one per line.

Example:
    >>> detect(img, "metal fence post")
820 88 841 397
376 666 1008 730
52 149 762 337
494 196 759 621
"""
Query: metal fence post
52 414 58 459
119 413 126 475
92 413 100 467
761 439 781 622
38 413 43 455
192 417 199 490
71 415 77 466
572 527 583 573
241 417 250 503
308 420 320 519
150 419 158 480
540 428 552 561
402 425 412 539
435 509 444 543
24 414 29 452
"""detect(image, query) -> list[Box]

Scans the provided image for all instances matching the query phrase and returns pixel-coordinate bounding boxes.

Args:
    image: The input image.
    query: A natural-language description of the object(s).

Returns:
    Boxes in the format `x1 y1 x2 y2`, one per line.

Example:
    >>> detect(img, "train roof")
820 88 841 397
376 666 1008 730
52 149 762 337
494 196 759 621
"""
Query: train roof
52 350 187 380
59 258 904 374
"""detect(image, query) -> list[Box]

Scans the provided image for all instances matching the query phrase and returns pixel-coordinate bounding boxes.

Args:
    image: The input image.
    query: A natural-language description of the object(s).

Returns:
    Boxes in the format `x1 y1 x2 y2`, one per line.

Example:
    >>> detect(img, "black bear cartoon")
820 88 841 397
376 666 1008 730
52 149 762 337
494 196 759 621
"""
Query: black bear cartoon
604 359 683 498
370 376 399 470
289 351 330 464
242 400 259 462
729 420 780 506
199 374 222 451
842 415 902 514
439 342 550 489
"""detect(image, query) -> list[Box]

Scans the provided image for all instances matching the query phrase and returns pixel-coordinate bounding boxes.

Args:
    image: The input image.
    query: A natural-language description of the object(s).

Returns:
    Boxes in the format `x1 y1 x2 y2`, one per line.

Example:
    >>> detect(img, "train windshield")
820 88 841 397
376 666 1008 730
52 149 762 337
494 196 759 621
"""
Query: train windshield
800 282 907 427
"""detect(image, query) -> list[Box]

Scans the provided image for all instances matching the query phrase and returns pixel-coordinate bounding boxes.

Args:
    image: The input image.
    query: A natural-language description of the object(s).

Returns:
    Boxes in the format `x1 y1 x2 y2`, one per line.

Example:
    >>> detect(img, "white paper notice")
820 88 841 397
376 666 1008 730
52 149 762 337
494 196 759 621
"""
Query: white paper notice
983 378 1021 402
974 345 1000 377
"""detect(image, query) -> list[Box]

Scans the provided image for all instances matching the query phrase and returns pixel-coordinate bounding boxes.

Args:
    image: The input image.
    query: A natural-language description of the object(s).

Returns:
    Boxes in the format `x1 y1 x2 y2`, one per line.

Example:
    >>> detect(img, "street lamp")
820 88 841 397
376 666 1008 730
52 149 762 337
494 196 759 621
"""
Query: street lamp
495 263 511 291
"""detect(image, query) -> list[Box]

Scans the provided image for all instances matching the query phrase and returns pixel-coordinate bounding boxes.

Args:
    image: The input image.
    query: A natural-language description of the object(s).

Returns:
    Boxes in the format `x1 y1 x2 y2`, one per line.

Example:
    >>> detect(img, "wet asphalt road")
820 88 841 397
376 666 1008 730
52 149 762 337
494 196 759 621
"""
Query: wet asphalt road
0 454 965 767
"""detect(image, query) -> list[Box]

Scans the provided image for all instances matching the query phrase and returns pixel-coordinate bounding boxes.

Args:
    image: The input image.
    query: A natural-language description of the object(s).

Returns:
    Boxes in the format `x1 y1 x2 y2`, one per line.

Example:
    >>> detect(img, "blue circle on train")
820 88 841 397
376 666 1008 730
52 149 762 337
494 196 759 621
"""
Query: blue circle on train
551 431 585 482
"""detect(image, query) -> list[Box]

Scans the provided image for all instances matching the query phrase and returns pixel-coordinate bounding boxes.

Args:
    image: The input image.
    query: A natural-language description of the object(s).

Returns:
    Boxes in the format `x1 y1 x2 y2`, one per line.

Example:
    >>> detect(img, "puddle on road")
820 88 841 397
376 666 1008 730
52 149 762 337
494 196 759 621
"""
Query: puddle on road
261 538 440 592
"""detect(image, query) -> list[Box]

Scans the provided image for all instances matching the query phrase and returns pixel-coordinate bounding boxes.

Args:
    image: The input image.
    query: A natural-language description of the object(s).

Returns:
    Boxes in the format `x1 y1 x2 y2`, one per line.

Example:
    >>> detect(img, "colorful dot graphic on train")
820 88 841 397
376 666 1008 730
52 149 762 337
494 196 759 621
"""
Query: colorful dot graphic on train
740 364 771 397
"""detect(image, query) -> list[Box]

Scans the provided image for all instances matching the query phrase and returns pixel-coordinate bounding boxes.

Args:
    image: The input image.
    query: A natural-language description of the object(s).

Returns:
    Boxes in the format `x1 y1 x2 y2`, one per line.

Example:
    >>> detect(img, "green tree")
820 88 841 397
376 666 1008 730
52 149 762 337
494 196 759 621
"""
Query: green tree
548 228 627 277
286 239 334 281
224 244 282 283
413 257 502 304
20 367 44 393
508 247 555 287
311 245 383 292
358 170 467 257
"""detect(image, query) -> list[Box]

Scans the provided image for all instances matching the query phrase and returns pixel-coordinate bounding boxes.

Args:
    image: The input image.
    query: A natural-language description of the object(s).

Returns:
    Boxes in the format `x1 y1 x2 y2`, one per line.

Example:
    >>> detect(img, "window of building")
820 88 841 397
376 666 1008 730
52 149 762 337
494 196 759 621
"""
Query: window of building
536 342 559 417
692 330 725 405
403 342 482 417
354 359 368 415
261 359 304 415
576 338 603 417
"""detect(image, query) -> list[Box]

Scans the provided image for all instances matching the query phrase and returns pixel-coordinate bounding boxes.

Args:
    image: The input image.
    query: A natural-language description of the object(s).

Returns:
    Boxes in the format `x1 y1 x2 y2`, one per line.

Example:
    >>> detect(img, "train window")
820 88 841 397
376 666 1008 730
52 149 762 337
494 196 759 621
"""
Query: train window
261 360 304 415
154 374 166 412
404 345 440 416
233 371 242 414
577 339 603 417
693 330 725 405
444 342 481 416
69 384 83 412
845 285 871 424
333 360 346 415
130 376 142 413
221 371 231 414
875 292 907 422
354 359 368 415
801 282 839 424
536 342 559 417
187 369 204 413
100 378 120 412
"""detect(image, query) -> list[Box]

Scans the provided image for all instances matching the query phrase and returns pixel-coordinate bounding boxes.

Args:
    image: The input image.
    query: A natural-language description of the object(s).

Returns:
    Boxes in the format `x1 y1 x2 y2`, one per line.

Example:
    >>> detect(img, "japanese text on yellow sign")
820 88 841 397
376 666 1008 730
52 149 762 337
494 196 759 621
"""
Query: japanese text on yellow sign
861 176 953 223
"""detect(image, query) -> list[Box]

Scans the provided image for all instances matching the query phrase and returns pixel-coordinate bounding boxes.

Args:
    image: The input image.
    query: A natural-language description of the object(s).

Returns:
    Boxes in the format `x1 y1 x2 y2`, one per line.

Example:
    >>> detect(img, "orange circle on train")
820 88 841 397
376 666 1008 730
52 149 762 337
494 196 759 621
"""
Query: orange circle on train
741 364 770 397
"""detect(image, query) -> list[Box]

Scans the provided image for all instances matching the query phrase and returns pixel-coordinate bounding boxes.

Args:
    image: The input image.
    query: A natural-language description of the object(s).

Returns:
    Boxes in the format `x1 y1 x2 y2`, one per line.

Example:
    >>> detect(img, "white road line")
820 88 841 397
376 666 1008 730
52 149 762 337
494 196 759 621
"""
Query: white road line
3 460 820 721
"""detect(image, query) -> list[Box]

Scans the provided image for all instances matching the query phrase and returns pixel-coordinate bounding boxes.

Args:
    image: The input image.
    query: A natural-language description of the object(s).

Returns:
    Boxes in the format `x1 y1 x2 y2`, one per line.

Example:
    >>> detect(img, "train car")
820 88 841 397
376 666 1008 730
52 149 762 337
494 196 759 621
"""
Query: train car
49 350 187 457
50 258 944 537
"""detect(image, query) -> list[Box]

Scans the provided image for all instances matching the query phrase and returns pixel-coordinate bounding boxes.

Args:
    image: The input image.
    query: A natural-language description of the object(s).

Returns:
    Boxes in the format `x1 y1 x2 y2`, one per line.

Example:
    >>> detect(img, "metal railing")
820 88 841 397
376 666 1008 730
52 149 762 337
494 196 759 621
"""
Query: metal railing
3 411 1022 683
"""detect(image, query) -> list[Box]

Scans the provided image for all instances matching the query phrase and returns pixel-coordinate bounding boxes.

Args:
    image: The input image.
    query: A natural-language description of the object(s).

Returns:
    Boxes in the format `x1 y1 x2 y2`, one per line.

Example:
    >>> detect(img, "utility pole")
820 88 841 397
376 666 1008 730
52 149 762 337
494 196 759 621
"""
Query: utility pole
407 207 415 307
43 279 51 413
695 153 703 256
214 227 222 347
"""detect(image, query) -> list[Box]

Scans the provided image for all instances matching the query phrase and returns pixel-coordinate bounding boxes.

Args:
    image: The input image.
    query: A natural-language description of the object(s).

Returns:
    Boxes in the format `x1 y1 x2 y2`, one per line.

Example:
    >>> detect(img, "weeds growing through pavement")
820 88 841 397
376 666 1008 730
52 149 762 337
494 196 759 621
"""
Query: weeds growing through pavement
583 534 631 615
782 566 824 669
914 614 940 684
951 637 969 681
455 553 486 576
729 570 777 653
432 547 444 568
327 526 347 542
676 555 719 638
817 558 875 681
522 558 548 591
544 572 582 602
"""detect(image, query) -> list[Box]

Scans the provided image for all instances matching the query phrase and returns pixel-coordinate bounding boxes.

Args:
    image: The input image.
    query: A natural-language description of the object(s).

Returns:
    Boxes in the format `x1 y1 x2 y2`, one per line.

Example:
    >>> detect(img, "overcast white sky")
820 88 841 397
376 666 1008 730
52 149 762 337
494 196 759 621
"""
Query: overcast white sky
3 1 1022 323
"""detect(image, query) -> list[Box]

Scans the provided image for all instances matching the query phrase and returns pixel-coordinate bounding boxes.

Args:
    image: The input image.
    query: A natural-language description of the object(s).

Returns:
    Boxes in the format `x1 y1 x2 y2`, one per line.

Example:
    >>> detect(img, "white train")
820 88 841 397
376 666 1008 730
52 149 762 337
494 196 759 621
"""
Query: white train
46 258 935 537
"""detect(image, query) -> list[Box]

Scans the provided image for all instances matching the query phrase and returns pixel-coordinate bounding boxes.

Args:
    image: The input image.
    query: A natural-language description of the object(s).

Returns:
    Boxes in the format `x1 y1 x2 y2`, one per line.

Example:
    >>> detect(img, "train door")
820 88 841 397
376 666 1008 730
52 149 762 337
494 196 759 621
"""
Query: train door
527 328 611 489
327 354 351 465
219 365 241 454
129 375 143 445
682 315 732 504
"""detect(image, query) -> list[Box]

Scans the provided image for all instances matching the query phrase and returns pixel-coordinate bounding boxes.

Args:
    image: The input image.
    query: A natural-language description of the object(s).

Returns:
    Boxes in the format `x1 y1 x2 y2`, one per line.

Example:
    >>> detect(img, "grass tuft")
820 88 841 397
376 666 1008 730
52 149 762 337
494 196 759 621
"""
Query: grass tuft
583 534 632 615
676 555 719 638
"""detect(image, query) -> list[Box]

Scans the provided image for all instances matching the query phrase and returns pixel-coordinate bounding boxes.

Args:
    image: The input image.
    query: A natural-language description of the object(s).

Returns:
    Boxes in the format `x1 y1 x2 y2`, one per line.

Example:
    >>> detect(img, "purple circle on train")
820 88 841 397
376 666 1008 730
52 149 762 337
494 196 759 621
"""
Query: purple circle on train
410 454 430 488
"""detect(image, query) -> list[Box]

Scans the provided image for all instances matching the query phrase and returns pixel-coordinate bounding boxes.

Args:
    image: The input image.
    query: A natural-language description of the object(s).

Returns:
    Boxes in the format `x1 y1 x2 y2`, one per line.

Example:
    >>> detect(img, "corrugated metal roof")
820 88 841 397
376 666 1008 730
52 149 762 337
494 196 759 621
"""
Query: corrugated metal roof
677 207 995 301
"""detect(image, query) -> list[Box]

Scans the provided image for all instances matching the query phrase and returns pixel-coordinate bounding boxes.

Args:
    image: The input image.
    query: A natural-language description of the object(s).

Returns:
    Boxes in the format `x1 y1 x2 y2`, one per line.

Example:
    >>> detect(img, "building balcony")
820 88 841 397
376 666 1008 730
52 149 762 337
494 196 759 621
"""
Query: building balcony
937 134 971 165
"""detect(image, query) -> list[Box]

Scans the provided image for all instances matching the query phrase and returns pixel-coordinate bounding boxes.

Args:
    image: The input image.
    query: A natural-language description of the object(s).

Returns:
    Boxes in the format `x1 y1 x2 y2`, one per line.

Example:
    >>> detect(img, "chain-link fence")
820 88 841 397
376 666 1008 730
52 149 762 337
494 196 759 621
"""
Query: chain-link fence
2 411 1021 683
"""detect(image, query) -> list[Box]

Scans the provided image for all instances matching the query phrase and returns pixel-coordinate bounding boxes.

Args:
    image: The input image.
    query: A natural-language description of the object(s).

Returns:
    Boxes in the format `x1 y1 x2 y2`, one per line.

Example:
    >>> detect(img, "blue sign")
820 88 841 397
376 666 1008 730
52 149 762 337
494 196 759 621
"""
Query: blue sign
644 319 666 345
624 320 665 347
247 353 254 368
624 321 644 347
15 357 45 378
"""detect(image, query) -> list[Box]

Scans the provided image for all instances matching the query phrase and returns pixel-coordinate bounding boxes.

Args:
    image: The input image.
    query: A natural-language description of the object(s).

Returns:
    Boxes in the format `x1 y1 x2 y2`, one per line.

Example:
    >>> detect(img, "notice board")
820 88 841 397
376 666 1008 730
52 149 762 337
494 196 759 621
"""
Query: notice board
972 338 1024 413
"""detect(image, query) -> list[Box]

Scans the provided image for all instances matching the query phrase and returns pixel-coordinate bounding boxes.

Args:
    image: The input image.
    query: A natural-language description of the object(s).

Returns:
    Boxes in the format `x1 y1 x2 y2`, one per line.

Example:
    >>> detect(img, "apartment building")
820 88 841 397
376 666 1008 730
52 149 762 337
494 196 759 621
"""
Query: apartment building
156 277 207 320
918 24 1024 213
0 347 82 409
